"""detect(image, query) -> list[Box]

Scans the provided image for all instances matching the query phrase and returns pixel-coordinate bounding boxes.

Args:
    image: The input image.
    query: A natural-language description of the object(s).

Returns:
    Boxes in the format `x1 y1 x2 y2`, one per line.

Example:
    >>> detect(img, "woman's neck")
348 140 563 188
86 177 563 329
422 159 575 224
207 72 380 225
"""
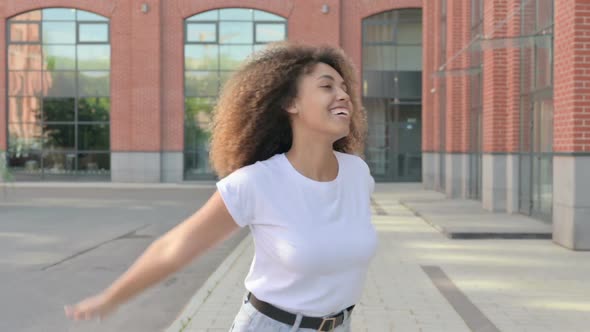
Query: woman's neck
286 143 338 182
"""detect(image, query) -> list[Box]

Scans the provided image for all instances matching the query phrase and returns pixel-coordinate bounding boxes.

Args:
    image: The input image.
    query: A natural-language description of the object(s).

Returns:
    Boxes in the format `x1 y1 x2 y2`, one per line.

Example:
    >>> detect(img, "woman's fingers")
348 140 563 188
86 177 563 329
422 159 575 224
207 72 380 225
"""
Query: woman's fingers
64 295 110 321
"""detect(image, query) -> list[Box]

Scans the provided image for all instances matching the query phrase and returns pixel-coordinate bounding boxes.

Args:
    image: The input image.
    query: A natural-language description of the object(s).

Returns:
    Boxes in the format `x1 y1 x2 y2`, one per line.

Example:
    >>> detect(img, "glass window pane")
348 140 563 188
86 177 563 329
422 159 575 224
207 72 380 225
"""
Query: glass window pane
186 72 219 97
78 124 110 150
78 97 110 121
185 45 219 70
397 21 422 44
187 23 216 42
77 153 110 173
9 45 43 70
8 123 43 151
253 11 285 21
79 71 110 96
43 124 75 150
254 44 267 53
43 152 76 173
255 24 285 43
220 45 252 69
45 71 76 97
219 8 253 21
220 22 253 44
7 149 42 174
364 23 394 43
397 46 422 71
77 11 108 21
10 23 41 42
187 10 219 21
11 10 42 21
43 98 75 122
43 45 76 70
8 97 42 123
185 98 215 150
78 45 110 70
42 8 76 21
43 22 76 44
79 23 108 43
363 46 396 71
9 71 44 96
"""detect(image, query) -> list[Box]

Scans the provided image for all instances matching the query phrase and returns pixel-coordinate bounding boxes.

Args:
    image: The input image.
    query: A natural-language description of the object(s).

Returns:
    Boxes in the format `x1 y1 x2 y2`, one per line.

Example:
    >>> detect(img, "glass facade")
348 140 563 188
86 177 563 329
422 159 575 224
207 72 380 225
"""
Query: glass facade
6 8 110 180
362 9 423 182
184 9 286 180
519 0 554 222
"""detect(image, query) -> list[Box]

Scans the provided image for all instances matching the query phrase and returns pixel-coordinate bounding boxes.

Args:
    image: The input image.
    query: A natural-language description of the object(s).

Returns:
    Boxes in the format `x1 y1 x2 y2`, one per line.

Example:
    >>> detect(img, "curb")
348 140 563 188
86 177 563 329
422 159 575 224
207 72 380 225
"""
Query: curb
165 234 252 332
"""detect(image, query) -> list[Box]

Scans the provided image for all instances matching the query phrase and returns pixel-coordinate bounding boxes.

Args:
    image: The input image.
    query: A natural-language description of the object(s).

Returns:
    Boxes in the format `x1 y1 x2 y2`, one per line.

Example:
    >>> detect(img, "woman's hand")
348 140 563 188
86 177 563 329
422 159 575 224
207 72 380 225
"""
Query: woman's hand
64 293 118 321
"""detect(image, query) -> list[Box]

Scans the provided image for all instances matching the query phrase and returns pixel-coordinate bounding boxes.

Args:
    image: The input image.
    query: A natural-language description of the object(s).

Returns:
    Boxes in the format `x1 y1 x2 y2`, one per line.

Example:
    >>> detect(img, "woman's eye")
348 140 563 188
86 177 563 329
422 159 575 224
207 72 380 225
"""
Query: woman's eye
321 85 332 89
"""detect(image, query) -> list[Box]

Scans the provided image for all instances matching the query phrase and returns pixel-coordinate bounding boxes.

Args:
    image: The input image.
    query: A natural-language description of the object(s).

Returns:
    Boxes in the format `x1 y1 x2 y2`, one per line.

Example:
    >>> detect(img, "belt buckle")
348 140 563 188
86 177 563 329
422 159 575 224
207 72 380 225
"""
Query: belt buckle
317 317 337 331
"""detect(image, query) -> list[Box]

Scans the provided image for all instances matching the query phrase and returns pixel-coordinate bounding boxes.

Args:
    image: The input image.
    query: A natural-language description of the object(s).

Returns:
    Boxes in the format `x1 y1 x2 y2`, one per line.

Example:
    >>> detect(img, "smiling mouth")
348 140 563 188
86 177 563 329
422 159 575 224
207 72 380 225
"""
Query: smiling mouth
330 108 350 117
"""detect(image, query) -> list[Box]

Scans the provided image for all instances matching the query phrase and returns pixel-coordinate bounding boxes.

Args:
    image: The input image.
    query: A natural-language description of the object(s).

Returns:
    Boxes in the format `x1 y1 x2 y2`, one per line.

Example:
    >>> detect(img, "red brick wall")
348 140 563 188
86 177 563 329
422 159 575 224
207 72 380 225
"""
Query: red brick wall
482 0 508 153
460 0 472 152
554 0 590 152
506 0 521 153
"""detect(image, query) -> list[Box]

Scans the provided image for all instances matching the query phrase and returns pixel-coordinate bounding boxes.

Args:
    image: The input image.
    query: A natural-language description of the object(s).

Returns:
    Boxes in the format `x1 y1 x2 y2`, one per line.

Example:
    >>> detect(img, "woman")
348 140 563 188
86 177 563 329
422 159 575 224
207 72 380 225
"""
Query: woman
65 42 378 332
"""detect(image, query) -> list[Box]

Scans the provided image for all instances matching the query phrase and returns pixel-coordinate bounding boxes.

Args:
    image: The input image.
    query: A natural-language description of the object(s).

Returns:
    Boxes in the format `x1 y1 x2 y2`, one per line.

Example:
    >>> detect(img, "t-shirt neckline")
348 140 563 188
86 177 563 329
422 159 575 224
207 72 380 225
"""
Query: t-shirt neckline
281 152 341 185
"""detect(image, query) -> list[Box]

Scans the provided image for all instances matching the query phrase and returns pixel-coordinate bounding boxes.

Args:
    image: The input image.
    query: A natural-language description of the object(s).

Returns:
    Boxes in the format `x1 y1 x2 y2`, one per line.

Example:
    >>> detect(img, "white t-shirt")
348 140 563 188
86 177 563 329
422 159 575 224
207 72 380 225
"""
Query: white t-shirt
216 151 378 317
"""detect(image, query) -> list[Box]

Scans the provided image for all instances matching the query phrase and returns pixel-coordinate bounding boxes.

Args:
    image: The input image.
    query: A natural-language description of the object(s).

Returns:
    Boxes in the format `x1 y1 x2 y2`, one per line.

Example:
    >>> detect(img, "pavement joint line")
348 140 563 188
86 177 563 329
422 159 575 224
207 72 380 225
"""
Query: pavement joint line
40 224 151 271
165 233 253 332
370 197 388 215
421 265 501 332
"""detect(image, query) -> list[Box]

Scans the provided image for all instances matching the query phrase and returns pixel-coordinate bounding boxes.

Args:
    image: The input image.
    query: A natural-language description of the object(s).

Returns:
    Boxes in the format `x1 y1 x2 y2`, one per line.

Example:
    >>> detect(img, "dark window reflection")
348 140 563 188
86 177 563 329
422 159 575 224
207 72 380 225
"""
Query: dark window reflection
43 98 75 122
77 153 110 172
43 124 75 150
78 97 110 122
78 124 109 150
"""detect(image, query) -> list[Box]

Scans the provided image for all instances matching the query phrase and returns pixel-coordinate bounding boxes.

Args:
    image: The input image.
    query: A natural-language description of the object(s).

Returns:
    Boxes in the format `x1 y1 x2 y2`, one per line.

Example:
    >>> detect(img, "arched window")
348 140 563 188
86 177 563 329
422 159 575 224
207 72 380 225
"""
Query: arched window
7 8 111 180
184 8 287 180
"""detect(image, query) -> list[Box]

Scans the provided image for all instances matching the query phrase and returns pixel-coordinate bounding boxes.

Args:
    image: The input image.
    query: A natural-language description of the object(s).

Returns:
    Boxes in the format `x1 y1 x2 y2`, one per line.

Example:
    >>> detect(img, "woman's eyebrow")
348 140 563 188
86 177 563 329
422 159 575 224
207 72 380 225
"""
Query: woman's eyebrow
316 74 346 85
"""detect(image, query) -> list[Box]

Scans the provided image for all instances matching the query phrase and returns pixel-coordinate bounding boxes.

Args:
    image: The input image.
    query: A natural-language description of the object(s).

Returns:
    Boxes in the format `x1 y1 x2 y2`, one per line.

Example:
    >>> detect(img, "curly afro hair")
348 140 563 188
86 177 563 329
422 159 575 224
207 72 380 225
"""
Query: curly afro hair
209 42 367 178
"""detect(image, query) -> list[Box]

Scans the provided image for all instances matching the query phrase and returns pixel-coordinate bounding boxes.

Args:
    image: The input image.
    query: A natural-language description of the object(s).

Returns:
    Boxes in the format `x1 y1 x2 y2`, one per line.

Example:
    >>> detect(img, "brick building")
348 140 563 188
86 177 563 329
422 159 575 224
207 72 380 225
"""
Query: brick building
1 0 588 249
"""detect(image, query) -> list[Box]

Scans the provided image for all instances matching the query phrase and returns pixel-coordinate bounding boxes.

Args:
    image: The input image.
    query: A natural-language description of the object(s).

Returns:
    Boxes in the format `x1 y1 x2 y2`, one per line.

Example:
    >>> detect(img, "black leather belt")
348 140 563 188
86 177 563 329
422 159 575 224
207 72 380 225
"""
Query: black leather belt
247 292 354 331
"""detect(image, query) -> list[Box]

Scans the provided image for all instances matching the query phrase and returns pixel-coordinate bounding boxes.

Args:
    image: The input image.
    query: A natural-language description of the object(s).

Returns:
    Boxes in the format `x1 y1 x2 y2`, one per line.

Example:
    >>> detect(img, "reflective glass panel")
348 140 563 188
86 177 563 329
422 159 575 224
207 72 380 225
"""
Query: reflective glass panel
187 23 216 42
220 22 253 44
45 71 76 97
363 46 396 71
78 97 110 122
77 11 108 21
8 97 42 123
219 8 253 20
185 72 219 97
78 71 110 96
77 45 111 70
78 124 110 150
397 21 422 44
8 123 43 151
185 45 219 70
397 46 422 71
43 22 76 44
43 45 76 70
43 124 75 150
11 10 42 21
43 98 75 122
364 24 394 43
9 45 43 70
10 23 40 42
42 152 76 173
253 11 285 21
255 24 285 43
220 45 252 69
42 8 76 21
185 97 215 150
77 153 110 172
187 10 219 21
9 71 44 96
79 23 108 43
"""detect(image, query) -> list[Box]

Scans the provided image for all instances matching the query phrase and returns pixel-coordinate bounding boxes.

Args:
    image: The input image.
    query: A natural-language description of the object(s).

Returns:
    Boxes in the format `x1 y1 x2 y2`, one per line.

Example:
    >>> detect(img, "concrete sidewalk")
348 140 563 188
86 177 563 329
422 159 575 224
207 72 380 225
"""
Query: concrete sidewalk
167 184 590 332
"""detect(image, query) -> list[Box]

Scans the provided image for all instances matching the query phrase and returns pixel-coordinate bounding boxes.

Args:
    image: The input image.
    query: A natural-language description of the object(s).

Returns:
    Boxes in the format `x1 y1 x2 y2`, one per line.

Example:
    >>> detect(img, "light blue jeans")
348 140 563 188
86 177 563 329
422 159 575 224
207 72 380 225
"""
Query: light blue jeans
229 293 352 332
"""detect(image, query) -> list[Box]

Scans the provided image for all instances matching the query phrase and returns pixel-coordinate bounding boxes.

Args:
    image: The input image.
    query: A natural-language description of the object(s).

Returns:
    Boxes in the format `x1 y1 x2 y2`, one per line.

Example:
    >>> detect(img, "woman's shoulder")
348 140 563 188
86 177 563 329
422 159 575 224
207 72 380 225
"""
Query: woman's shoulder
222 153 283 182
335 151 370 171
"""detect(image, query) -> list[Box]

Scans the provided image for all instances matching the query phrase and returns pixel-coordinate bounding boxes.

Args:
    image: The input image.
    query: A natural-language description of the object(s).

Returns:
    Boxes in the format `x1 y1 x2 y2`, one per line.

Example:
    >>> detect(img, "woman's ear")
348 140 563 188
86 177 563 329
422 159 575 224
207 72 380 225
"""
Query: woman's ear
284 100 299 115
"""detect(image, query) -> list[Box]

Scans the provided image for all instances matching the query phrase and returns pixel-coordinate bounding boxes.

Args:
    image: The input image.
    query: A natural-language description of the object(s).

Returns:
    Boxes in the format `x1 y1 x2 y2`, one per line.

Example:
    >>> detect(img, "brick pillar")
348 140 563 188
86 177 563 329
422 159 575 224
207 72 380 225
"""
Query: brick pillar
553 0 590 250
505 0 522 213
111 0 163 182
482 0 509 211
444 0 469 198
0 2 6 155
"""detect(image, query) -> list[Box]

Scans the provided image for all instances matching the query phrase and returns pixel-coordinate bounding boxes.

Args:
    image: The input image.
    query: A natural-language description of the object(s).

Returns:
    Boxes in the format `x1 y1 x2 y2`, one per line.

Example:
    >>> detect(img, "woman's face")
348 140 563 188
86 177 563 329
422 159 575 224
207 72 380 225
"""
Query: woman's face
288 62 352 141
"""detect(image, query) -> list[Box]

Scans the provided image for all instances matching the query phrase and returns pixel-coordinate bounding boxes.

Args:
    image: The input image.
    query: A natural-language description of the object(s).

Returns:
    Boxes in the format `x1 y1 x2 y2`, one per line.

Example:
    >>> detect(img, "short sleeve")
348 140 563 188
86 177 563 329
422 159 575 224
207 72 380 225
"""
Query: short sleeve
216 169 255 228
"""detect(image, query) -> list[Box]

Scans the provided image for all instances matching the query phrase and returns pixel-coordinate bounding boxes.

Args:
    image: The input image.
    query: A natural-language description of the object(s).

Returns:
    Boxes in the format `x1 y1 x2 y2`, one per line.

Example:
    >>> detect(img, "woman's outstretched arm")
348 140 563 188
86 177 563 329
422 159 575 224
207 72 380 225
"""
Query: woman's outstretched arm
64 190 240 321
